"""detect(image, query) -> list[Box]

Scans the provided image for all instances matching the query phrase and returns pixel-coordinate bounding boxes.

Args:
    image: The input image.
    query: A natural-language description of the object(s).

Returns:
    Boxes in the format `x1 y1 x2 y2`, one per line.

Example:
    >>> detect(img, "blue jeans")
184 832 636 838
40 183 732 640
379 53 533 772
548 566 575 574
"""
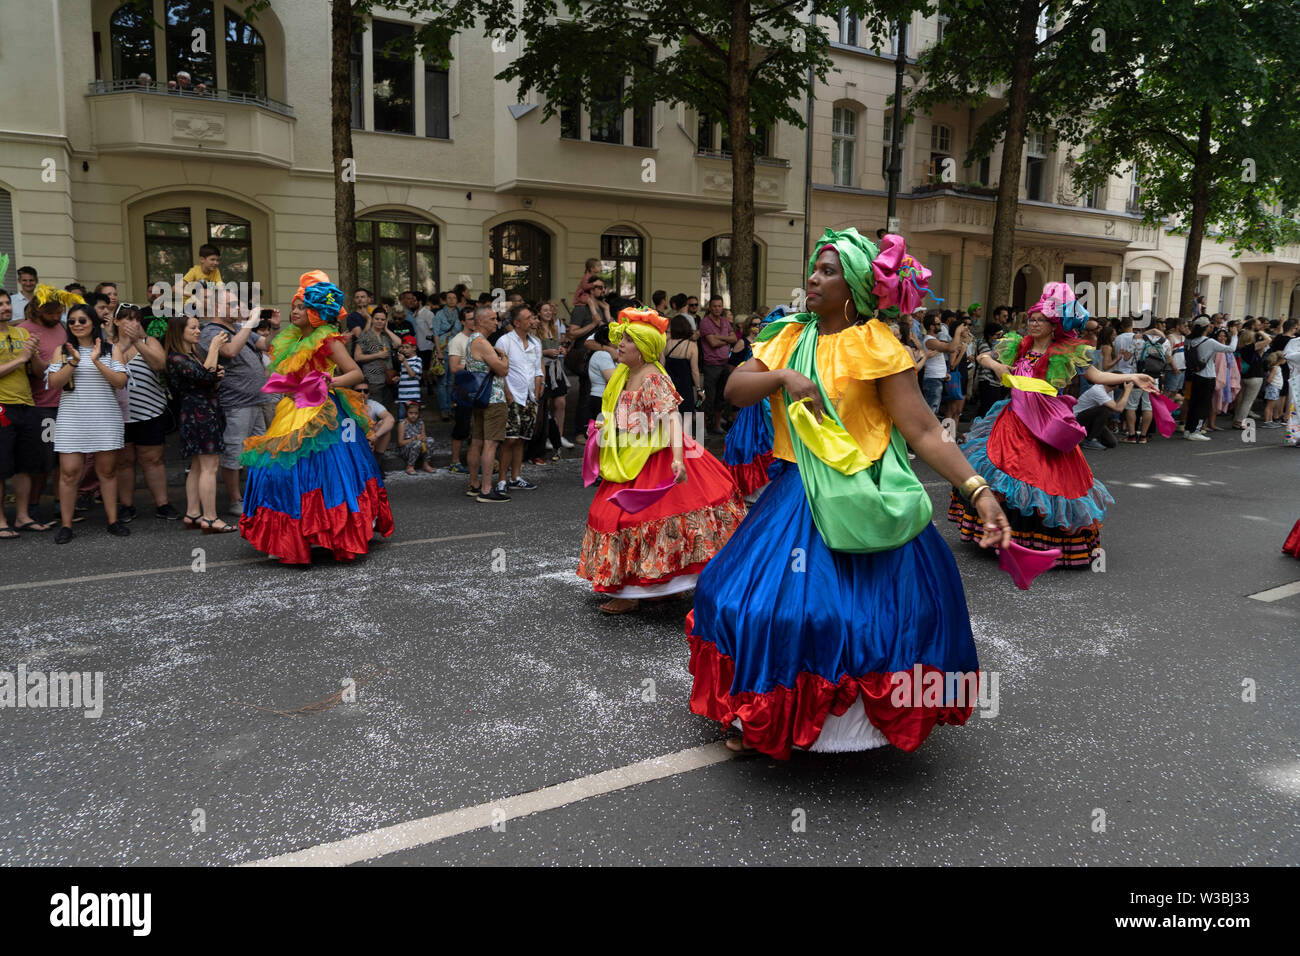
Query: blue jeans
922 376 944 414
438 365 454 412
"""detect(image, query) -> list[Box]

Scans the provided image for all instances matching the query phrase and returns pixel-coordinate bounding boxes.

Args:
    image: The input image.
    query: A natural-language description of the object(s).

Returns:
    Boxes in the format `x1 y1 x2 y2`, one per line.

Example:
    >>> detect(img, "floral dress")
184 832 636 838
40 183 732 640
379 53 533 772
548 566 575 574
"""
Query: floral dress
166 351 224 458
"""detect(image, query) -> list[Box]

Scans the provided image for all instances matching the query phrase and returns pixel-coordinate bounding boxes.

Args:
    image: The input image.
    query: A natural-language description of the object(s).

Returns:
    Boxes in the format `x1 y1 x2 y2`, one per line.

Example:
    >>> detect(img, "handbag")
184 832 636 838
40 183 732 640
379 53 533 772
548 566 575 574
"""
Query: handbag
452 369 493 408
385 367 400 387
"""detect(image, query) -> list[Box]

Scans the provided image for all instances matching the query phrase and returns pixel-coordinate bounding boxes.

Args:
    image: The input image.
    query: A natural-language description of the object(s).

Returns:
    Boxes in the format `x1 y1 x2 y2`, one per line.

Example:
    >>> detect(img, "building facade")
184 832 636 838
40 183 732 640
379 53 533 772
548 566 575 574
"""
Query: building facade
1 1 1296 322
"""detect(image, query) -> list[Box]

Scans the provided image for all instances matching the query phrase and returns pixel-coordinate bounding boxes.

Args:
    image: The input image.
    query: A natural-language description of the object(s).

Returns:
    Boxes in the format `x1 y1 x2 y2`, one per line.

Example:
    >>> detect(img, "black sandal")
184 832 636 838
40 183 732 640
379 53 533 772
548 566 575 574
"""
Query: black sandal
183 513 202 529
13 519 54 533
0 527 19 540
200 517 237 534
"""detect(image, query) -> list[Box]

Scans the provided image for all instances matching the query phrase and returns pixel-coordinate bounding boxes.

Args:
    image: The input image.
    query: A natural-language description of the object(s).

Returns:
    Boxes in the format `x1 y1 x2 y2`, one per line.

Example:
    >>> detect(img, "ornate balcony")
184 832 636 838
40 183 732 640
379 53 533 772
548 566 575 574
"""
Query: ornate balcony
86 80 295 169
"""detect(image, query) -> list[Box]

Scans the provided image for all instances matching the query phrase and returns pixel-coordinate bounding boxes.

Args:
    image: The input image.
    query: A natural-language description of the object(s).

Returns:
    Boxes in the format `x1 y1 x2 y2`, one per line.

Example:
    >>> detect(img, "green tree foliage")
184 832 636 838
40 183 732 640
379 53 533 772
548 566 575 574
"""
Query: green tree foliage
1066 0 1300 316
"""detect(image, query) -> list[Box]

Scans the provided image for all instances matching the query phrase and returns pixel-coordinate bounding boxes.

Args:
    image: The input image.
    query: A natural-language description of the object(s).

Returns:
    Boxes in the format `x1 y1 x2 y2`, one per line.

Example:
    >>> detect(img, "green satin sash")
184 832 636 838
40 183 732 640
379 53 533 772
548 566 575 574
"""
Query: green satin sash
781 318 932 552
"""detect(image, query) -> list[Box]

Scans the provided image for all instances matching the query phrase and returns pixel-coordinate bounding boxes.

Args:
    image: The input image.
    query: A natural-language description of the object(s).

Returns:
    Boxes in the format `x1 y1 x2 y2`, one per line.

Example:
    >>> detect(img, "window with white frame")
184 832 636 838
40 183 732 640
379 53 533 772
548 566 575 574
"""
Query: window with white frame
1128 165 1142 211
1218 277 1234 315
929 123 951 183
832 106 857 187
553 49 658 147
1246 278 1259 314
1153 272 1166 316
838 7 860 46
937 4 950 42
1025 130 1046 201
1036 8 1049 43
345 18 452 138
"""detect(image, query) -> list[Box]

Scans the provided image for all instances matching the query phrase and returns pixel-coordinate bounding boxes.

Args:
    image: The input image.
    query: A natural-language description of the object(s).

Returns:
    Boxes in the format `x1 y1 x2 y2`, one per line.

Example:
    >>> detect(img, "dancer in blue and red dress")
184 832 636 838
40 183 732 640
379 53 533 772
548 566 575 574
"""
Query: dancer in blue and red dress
239 270 394 563
687 229 1014 759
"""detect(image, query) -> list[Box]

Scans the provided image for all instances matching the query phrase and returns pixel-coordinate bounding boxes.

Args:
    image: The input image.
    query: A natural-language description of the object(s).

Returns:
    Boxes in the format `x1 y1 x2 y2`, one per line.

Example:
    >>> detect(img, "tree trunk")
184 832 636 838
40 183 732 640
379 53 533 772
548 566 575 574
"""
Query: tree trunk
726 0 756 317
331 1 358 298
987 0 1040 312
1178 103 1213 318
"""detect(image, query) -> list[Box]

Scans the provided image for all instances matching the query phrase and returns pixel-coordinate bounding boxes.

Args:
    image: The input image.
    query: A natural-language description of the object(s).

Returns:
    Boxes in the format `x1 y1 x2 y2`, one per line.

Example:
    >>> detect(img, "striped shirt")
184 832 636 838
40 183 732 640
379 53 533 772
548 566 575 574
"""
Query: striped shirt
397 353 423 403
45 347 127 453
125 351 169 423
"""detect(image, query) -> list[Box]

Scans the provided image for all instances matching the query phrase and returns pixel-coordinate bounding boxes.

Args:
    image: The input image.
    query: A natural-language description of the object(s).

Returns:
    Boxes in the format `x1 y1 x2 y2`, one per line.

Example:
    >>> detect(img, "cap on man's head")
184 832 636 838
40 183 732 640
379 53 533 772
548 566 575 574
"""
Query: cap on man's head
1192 316 1211 330
401 334 416 345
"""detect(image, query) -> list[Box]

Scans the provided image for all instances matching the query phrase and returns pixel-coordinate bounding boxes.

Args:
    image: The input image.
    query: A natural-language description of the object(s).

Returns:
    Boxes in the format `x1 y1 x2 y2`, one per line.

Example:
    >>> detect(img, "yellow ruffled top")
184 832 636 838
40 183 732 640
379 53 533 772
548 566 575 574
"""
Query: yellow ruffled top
750 318 915 464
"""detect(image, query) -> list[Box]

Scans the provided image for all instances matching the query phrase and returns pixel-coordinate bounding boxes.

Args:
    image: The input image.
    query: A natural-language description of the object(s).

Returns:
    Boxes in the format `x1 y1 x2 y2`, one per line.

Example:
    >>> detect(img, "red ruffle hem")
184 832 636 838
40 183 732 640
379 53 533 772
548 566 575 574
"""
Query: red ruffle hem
1285 519 1300 559
727 452 774 497
239 479 394 565
686 612 976 760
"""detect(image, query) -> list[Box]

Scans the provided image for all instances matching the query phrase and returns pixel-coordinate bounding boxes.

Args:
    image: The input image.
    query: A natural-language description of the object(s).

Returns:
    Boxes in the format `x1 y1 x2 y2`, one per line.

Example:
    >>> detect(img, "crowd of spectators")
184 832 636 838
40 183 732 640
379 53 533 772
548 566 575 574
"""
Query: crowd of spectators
2 253 1296 531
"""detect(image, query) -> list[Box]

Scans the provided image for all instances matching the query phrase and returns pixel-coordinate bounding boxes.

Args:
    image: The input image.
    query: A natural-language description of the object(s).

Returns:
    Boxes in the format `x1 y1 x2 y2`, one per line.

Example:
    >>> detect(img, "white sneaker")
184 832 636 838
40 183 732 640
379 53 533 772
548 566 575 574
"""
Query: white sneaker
544 439 553 450
1186 431 1211 441
229 500 244 516
560 437 575 449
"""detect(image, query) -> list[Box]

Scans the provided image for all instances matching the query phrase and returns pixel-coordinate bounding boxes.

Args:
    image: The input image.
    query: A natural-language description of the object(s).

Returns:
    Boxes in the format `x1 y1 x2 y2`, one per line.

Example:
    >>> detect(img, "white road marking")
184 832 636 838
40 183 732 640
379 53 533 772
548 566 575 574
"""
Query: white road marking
244 741 736 866
1193 446 1270 457
1246 580 1300 603
0 532 506 593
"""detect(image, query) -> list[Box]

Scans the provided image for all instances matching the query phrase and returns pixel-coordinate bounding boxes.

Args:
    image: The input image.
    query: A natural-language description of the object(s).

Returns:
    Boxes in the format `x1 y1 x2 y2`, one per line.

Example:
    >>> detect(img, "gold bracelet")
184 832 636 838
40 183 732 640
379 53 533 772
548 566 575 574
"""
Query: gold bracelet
957 474 989 503
970 484 993 507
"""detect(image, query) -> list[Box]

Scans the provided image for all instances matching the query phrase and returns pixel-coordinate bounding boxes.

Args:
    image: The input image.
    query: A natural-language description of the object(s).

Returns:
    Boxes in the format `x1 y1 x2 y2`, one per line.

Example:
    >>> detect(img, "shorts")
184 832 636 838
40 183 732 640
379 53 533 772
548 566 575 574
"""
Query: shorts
922 376 944 413
1163 370 1185 394
1264 384 1280 401
452 402 472 441
0 403 56 477
125 412 168 446
1125 388 1152 411
471 402 507 443
220 404 268 470
505 400 538 440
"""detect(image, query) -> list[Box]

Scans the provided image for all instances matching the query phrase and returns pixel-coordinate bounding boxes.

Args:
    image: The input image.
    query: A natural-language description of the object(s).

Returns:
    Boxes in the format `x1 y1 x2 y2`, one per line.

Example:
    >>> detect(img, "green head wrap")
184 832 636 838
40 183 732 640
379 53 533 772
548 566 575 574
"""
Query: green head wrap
808 227 881 317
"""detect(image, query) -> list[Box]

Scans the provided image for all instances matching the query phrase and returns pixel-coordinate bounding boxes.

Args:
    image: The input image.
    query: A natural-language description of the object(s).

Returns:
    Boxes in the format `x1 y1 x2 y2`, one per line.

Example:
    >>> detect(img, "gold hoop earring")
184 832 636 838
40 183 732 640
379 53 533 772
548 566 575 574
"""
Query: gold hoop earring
844 300 854 325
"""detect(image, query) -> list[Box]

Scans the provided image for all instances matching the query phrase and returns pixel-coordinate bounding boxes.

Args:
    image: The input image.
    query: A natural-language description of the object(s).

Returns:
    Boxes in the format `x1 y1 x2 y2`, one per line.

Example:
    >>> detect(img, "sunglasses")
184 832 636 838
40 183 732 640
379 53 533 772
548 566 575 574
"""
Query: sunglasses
68 316 93 326
115 302 139 317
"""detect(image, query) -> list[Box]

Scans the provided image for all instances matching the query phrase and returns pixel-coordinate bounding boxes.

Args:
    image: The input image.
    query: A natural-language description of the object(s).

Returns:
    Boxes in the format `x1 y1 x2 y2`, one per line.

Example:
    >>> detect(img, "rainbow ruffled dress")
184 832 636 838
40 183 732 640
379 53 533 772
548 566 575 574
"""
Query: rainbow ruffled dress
577 371 746 598
687 317 980 759
239 325 394 563
947 332 1111 566
722 398 774 502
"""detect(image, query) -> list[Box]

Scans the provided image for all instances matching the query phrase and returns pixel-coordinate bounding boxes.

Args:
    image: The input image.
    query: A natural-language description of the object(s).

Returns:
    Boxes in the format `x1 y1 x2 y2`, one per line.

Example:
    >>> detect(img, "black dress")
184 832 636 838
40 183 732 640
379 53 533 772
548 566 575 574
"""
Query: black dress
166 351 225 458
663 339 696 414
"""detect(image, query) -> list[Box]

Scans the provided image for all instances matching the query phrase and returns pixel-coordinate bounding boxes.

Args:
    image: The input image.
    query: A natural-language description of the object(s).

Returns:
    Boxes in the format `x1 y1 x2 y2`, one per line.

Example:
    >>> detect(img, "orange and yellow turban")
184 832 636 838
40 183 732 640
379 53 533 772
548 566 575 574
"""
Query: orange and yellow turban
609 307 670 363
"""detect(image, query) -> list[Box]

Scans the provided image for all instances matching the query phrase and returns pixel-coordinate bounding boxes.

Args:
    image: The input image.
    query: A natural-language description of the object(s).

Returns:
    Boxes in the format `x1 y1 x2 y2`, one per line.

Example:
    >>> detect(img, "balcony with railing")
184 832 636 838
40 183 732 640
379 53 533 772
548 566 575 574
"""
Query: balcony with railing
85 80 295 168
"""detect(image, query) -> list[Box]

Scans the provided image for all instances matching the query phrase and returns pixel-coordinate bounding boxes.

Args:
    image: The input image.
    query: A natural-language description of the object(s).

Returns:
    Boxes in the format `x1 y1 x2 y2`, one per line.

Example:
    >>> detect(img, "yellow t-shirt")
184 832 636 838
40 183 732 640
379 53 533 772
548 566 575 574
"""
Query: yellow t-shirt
183 265 223 285
0 325 35 405
750 318 915 465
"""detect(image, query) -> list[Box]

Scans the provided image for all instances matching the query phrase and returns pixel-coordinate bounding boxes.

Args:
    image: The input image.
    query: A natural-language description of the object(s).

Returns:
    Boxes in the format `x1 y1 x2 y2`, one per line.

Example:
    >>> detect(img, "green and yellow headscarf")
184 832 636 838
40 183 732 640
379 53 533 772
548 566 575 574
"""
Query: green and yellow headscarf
598 307 675 482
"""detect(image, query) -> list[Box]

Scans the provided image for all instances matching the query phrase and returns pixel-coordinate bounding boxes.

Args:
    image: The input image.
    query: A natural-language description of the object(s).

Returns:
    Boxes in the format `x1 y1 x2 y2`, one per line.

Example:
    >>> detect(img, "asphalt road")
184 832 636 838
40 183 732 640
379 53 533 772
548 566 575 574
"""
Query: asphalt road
1 422 1296 866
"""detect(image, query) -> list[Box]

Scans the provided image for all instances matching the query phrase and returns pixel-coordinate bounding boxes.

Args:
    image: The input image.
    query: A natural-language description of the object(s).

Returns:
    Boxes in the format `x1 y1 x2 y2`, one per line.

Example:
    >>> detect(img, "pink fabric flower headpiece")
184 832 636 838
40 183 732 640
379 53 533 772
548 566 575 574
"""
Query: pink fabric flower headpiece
871 235 942 314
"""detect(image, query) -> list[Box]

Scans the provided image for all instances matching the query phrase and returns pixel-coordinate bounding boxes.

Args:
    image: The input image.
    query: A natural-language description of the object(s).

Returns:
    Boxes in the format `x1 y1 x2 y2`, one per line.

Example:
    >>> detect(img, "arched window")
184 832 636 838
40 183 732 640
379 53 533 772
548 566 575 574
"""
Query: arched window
600 228 643 303
701 236 760 310
143 206 255 286
831 106 857 187
224 8 266 98
165 0 217 86
356 214 439 301
110 4 154 82
143 208 193 286
490 222 551 303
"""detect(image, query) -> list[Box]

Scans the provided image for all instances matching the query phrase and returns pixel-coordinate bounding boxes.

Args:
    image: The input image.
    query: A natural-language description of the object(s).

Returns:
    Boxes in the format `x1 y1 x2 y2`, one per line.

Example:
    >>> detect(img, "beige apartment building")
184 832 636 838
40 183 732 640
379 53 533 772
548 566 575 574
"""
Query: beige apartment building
1 1 1296 322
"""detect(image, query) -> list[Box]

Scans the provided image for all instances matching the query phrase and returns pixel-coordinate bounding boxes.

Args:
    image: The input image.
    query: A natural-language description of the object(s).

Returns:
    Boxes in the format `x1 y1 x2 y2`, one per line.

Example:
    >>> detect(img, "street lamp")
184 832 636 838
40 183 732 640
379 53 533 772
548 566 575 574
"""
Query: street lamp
885 18 908 233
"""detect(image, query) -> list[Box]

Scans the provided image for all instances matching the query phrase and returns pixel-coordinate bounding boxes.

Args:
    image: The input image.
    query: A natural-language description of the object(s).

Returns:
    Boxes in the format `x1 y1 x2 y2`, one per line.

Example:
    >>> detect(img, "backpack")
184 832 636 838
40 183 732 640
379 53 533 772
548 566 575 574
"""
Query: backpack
1184 336 1209 375
1137 334 1167 376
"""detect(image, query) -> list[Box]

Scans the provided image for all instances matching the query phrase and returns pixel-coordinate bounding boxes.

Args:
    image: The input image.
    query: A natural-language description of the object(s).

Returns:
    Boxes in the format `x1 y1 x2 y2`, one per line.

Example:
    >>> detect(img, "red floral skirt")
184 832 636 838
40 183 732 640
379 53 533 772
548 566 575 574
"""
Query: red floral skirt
577 440 746 595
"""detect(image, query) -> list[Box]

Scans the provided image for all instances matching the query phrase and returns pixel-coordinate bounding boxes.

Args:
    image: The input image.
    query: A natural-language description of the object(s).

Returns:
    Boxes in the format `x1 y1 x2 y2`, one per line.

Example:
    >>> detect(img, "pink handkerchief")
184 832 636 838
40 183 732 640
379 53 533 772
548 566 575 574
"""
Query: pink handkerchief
998 541 1061 590
1149 392 1178 438
609 481 676 514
